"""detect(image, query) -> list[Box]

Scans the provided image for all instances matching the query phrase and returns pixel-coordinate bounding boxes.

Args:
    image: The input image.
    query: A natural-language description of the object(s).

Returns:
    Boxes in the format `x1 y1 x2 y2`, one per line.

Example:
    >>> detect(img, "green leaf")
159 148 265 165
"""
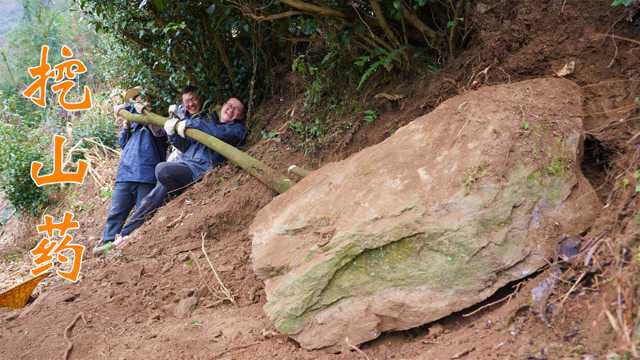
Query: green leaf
447 17 464 29
354 55 371 68
100 186 112 199
363 110 378 124
357 47 404 90
151 0 165 12
611 0 634 7
523 121 529 130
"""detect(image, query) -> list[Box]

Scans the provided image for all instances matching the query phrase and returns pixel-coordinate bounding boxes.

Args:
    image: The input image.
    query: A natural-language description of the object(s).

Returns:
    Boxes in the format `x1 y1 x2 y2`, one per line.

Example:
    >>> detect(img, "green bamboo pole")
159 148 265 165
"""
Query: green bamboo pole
117 109 293 194
288 165 310 178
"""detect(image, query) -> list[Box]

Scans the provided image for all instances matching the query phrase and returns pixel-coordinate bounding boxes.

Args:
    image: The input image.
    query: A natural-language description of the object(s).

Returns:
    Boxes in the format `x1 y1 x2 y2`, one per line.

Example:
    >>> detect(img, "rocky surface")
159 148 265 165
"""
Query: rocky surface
250 78 601 350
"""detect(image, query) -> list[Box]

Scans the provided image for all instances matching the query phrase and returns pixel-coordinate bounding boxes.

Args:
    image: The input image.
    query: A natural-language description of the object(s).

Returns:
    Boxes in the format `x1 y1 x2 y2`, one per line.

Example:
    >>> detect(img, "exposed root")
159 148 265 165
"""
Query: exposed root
346 337 372 360
462 282 523 317
201 233 235 304
189 250 224 302
63 312 87 360
558 271 587 306
595 33 640 46
211 341 261 359
166 210 185 229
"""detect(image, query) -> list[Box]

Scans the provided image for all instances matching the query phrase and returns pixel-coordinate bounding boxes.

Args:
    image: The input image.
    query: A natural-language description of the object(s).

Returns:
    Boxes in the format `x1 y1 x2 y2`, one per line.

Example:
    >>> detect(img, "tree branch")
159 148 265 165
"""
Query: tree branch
212 32 236 85
280 0 347 18
369 0 409 63
246 10 305 21
369 0 400 47
401 4 438 44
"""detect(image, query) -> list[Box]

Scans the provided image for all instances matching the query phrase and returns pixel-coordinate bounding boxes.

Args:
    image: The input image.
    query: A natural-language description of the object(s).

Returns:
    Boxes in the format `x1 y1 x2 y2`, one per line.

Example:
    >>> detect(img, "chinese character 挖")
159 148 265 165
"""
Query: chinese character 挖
22 45 93 111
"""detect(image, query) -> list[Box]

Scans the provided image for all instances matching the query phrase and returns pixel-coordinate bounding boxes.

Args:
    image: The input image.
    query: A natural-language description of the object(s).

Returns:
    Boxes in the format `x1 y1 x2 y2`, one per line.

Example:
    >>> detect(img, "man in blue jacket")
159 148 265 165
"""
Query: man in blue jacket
94 88 168 254
116 85 247 242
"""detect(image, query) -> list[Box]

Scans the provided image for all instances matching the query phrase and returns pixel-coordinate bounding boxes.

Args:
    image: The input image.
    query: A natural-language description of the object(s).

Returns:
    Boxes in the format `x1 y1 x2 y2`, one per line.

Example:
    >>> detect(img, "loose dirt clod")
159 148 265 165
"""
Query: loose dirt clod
175 296 198 318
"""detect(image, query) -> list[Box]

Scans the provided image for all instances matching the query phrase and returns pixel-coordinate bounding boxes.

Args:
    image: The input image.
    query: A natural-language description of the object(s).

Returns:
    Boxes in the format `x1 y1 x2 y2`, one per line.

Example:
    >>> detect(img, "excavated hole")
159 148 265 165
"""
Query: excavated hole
581 135 613 201
449 271 542 320
358 272 543 352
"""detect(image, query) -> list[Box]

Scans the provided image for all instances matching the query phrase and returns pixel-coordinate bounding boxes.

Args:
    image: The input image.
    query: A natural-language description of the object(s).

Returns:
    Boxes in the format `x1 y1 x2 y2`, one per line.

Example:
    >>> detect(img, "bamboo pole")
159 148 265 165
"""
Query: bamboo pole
288 165 310 178
117 109 293 194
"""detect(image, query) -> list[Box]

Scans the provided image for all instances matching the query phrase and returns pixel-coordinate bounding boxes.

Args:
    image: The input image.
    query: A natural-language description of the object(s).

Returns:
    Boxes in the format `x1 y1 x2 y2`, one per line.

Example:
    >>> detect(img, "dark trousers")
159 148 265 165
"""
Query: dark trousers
101 182 155 243
120 162 194 237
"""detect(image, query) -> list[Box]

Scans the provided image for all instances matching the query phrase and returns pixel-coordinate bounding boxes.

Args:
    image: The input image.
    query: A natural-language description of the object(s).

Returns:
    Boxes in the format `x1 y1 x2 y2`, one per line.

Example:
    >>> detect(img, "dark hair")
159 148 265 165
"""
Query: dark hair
181 85 200 97
227 96 245 110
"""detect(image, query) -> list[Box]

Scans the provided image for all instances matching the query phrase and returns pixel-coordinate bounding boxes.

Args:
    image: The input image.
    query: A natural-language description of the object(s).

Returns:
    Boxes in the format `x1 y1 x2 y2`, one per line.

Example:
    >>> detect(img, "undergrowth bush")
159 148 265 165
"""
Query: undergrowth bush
611 0 637 6
0 124 52 215
290 116 328 156
73 101 118 150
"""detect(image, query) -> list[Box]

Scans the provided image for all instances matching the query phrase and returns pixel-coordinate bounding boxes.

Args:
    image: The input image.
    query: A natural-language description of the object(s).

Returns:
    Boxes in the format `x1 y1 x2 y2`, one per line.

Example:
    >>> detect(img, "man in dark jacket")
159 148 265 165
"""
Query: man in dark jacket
116 86 246 241
94 88 168 254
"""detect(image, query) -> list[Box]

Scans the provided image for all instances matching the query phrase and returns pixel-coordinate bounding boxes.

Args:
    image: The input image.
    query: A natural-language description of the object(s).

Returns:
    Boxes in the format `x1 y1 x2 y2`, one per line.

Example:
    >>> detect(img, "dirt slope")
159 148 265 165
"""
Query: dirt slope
2 1 640 359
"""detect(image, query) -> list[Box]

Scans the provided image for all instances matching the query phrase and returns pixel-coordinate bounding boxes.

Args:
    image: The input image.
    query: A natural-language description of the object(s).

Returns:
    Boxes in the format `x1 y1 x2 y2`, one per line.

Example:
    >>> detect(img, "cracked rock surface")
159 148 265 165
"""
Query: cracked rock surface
250 78 601 350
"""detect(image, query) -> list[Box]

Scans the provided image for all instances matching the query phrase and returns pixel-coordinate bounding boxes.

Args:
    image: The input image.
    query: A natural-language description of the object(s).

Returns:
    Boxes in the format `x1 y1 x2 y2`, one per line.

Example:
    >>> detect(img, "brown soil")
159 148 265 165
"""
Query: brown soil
2 1 640 359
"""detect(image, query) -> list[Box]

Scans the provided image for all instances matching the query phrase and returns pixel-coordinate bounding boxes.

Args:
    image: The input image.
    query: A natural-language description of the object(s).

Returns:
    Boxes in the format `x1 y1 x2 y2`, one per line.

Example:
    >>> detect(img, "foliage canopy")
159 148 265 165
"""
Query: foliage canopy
76 0 471 109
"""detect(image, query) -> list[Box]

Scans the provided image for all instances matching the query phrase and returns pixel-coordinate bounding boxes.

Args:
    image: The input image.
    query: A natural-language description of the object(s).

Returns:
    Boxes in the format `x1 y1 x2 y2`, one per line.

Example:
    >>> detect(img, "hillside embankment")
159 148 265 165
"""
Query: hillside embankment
1 1 640 359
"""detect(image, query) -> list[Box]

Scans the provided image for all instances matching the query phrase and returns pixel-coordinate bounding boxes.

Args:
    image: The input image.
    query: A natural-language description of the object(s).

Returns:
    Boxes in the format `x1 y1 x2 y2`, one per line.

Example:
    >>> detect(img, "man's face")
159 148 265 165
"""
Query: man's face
220 98 244 123
182 92 202 116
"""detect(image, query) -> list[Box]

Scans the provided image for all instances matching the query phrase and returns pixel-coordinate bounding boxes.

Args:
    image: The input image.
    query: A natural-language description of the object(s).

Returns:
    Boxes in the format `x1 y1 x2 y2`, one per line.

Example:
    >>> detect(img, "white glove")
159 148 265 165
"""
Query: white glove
113 104 126 116
176 120 187 138
113 104 127 123
164 117 179 136
168 104 177 116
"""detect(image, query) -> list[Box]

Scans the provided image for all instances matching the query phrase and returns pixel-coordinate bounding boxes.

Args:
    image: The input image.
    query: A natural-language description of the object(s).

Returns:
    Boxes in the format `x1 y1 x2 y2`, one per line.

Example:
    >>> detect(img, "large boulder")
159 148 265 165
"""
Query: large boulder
250 78 601 350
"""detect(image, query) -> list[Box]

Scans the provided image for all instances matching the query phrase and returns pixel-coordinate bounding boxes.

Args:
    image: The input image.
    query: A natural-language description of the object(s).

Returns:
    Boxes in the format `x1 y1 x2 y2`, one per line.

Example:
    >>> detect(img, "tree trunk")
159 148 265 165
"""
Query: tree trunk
117 109 293 194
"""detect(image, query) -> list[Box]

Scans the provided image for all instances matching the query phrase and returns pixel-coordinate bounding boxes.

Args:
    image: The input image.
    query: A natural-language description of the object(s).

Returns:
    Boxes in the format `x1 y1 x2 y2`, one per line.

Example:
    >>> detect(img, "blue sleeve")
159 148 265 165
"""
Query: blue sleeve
124 104 136 113
117 104 137 149
208 122 247 146
169 117 200 151
118 127 130 149
155 134 169 161
184 114 247 146
169 133 192 152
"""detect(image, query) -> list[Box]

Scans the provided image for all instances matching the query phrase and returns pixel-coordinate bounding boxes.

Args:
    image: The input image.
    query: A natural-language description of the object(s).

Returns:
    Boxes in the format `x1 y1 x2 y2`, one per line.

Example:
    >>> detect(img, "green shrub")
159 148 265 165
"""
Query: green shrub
290 116 327 156
0 124 52 215
73 103 118 149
